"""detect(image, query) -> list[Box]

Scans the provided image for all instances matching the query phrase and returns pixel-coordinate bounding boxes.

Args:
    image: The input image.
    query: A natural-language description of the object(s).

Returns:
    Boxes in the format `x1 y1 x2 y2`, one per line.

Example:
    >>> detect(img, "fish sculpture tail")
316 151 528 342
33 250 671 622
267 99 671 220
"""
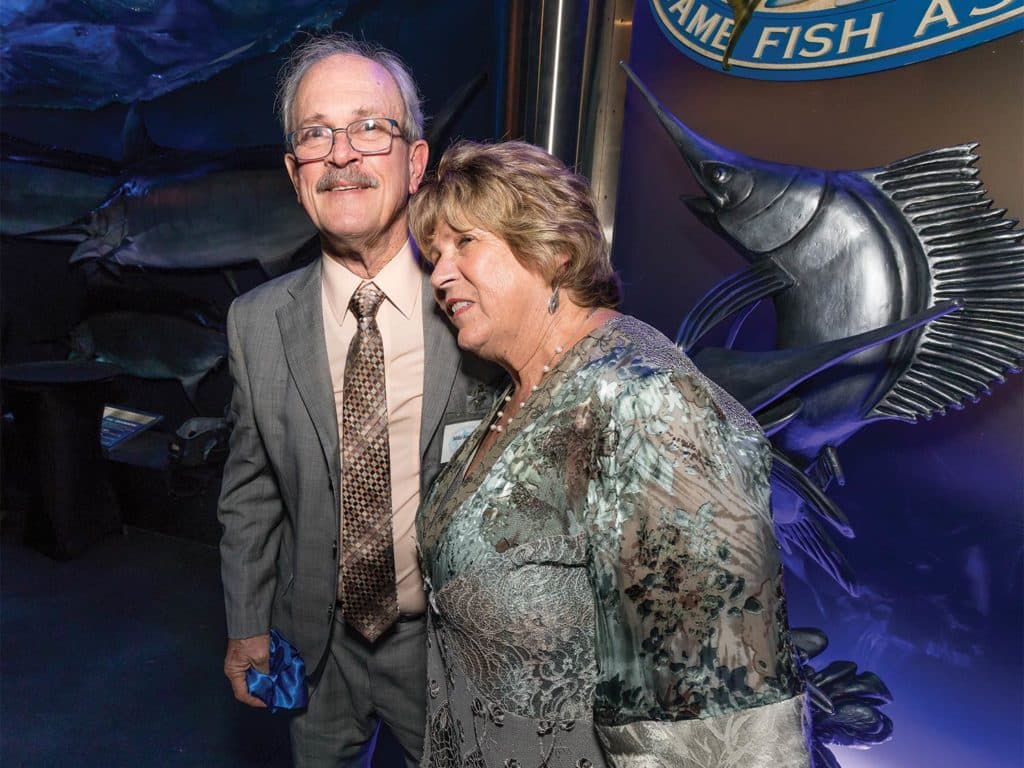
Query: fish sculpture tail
864 144 1024 421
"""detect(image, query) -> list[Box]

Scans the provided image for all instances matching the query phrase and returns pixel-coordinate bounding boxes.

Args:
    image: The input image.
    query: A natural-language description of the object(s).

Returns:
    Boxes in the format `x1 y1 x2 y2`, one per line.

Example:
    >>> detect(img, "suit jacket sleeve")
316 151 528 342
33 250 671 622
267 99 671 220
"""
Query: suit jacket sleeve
218 300 286 640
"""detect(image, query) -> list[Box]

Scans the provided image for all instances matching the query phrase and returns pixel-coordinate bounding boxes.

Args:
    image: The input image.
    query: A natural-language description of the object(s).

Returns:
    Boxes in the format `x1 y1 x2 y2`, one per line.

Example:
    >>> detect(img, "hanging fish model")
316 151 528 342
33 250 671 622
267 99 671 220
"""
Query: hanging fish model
69 311 228 408
8 74 490 278
61 147 316 277
6 131 316 277
622 63 1024 594
1 134 120 236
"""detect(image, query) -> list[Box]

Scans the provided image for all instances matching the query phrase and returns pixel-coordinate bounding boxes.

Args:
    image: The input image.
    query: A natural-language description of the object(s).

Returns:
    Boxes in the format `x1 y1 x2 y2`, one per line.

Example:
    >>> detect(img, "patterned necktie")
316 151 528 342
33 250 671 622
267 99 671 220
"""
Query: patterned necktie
339 281 398 642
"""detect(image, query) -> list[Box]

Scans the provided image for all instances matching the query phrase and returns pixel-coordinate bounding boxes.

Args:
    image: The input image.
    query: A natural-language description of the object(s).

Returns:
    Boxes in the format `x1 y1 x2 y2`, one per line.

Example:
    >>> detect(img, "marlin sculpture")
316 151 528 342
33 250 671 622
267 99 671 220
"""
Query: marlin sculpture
621 63 1024 594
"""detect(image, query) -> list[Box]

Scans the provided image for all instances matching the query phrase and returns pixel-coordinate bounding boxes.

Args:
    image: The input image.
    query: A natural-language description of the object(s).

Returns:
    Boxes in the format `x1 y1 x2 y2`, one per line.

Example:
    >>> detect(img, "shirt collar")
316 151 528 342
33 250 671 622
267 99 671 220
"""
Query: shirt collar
321 238 421 321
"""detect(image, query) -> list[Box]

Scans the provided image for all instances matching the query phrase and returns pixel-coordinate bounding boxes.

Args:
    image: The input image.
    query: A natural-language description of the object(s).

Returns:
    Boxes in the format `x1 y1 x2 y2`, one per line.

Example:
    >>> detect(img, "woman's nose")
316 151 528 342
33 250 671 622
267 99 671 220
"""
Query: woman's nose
430 252 456 289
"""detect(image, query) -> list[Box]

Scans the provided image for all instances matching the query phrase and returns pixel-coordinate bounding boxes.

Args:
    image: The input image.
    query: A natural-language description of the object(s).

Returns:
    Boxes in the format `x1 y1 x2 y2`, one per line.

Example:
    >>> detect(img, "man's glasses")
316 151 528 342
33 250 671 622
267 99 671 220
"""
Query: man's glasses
287 118 404 161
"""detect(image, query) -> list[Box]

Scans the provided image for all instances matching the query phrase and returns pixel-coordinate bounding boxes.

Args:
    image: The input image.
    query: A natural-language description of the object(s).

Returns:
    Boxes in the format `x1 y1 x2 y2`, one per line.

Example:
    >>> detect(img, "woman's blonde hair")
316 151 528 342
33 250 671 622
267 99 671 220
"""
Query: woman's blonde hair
410 140 621 309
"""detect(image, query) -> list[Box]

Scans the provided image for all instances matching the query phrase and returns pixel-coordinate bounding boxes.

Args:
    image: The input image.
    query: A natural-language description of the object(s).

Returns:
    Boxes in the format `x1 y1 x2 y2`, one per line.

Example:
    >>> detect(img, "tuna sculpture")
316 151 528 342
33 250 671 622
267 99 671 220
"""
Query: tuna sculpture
621 63 1024 595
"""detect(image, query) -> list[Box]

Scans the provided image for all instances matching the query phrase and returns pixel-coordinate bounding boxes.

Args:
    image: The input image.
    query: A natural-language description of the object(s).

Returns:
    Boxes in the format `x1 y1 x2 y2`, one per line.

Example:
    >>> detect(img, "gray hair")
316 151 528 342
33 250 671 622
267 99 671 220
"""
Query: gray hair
275 33 424 141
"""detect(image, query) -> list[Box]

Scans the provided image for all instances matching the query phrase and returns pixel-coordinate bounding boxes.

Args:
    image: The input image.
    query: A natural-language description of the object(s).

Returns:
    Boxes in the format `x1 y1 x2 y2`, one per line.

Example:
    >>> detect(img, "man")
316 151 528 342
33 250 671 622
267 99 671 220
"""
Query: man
218 34 496 767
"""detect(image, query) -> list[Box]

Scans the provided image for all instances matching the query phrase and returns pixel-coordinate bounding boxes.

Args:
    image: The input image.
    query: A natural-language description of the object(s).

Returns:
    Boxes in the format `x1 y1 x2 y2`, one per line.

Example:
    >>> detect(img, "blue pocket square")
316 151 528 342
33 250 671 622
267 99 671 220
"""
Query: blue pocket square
245 629 309 712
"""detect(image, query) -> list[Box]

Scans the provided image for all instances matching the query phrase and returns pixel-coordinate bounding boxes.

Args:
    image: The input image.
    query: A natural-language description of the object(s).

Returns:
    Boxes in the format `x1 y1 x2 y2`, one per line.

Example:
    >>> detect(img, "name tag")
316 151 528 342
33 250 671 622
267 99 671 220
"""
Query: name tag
441 419 481 464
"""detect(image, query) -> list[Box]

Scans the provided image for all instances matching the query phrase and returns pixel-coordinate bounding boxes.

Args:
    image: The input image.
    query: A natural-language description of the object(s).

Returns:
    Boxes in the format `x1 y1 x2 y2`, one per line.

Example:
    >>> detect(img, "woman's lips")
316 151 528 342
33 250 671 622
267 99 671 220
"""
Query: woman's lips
447 299 473 318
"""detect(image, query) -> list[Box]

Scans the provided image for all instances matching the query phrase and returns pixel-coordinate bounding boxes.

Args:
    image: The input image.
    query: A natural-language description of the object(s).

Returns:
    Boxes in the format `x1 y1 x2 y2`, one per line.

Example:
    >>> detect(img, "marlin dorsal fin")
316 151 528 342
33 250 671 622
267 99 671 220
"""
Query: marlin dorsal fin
861 144 1024 421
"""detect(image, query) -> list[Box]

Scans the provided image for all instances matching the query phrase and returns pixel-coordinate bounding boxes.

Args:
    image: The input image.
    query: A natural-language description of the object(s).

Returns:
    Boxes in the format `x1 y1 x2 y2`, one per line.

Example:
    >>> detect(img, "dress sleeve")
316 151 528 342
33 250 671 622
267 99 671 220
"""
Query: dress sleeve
586 368 809 767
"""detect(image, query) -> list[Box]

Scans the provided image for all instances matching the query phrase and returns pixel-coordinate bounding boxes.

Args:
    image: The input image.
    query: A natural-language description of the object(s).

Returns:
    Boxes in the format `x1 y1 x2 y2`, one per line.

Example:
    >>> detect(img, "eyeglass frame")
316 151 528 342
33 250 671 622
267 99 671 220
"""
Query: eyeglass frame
286 117 407 163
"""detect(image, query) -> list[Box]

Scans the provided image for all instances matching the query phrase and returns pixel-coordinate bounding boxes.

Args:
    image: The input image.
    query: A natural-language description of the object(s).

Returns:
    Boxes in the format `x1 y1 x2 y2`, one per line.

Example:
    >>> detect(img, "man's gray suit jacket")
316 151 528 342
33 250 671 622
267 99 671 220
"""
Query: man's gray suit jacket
218 257 498 670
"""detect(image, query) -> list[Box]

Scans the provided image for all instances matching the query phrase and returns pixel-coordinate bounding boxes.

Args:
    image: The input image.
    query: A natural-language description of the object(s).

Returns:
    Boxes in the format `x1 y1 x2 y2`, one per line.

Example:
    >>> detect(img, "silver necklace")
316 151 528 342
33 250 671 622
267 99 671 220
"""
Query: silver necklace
489 344 565 433
489 309 596 434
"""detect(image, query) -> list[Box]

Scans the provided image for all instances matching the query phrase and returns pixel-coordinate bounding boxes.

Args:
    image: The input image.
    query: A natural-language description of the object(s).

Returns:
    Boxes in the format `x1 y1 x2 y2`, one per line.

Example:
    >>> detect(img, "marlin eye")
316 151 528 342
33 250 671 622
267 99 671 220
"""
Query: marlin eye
710 166 731 184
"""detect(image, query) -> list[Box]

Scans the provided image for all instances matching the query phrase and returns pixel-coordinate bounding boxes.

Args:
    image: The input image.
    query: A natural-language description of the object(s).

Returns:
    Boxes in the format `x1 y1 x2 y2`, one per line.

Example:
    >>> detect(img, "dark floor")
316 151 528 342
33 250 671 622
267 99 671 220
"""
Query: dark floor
1 522 291 767
1 521 406 767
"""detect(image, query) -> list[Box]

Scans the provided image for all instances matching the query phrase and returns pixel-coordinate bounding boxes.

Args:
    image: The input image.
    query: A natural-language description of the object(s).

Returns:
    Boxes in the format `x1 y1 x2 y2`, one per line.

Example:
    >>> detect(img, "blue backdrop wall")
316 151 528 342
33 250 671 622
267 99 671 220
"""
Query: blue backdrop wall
613 5 1023 766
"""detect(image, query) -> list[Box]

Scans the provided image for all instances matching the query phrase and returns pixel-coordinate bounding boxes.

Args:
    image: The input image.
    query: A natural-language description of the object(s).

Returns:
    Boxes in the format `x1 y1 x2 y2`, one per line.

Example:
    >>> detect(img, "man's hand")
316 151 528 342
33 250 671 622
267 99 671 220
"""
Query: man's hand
224 634 271 708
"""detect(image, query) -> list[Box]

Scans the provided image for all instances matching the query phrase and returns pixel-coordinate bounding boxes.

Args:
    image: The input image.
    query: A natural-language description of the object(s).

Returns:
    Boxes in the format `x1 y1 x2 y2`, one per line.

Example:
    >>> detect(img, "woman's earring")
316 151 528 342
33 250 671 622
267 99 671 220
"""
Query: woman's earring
547 286 560 315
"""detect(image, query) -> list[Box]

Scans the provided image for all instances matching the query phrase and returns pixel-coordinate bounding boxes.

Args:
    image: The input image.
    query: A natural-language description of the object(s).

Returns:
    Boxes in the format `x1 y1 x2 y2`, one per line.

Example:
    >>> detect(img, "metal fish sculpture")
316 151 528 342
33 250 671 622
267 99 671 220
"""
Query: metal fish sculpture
69 311 228 408
622 63 1024 593
792 627 894 767
1 134 120 236
57 146 316 277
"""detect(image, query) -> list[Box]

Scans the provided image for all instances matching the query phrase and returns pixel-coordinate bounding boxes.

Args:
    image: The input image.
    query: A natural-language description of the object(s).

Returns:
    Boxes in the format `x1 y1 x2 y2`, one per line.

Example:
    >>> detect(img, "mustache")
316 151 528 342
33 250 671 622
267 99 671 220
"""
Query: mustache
316 168 379 192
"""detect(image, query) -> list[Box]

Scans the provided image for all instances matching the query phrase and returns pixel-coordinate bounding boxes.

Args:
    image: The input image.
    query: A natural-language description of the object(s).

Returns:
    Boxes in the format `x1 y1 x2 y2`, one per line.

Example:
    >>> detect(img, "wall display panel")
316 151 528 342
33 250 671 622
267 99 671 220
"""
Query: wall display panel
648 0 1023 79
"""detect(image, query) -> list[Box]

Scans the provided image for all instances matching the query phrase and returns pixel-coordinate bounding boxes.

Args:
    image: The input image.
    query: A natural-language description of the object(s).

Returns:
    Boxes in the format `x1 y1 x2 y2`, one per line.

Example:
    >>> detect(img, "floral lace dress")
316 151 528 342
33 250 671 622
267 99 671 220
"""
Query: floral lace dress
417 316 809 768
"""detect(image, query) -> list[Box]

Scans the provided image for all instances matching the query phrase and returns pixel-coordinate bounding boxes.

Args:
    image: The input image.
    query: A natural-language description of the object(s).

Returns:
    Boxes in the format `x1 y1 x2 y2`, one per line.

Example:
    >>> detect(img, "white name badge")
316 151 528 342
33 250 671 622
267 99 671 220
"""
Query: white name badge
441 419 482 464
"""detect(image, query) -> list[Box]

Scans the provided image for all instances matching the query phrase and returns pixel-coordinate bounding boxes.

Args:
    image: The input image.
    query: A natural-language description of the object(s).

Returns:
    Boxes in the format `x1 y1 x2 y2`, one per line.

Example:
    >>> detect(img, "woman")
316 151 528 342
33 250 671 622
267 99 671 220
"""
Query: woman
409 141 809 767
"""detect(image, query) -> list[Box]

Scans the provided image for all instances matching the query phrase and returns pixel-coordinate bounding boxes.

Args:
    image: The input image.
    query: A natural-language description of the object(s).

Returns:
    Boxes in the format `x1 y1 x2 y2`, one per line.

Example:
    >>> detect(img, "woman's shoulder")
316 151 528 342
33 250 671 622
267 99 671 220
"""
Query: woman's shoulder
595 315 684 370
589 315 762 435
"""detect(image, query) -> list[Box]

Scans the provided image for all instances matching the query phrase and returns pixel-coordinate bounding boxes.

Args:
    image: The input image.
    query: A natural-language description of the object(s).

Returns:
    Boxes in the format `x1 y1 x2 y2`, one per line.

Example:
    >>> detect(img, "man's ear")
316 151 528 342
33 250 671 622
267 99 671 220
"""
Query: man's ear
408 139 429 194
284 154 302 201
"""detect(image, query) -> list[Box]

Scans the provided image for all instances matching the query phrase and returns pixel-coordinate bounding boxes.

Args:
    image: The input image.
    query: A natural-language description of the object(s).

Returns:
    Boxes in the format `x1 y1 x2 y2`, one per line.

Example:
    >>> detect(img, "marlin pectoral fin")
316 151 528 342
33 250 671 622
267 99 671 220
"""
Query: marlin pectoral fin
772 448 853 538
756 397 802 437
676 260 793 352
776 516 859 597
811 445 846 491
692 300 961 413
724 299 759 349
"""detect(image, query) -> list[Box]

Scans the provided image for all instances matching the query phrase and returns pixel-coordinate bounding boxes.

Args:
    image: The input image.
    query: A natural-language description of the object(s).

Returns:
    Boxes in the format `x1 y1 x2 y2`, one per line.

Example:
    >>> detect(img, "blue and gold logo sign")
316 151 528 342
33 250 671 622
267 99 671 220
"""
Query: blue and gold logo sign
649 0 1024 79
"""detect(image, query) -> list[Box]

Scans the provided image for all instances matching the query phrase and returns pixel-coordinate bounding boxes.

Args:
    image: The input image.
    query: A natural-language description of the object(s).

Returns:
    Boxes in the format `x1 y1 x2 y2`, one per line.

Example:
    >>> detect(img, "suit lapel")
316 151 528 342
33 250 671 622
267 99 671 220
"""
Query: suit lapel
420 272 460 458
277 262 458 473
277 261 341 484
